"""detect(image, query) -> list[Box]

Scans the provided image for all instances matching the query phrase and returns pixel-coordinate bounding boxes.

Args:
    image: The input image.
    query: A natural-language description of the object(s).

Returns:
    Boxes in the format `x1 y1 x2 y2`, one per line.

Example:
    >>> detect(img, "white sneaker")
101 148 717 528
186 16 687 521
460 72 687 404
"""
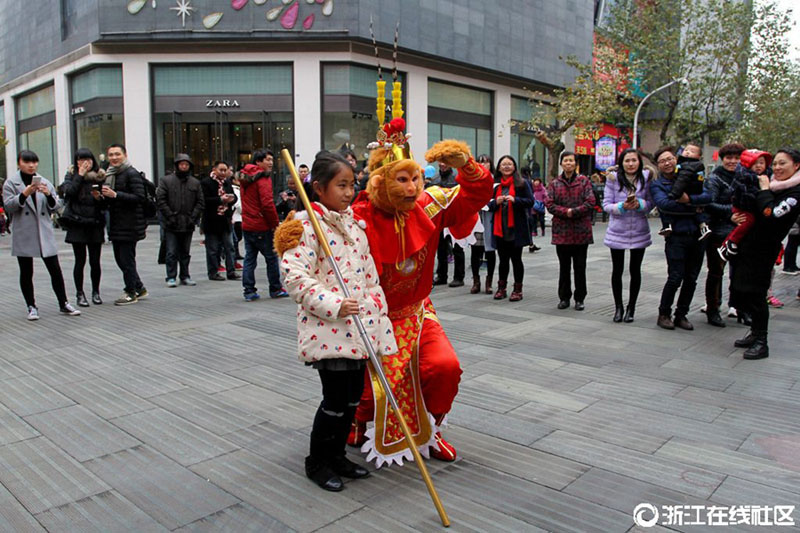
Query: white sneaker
60 303 81 316
727 307 738 318
27 306 39 321
180 278 197 286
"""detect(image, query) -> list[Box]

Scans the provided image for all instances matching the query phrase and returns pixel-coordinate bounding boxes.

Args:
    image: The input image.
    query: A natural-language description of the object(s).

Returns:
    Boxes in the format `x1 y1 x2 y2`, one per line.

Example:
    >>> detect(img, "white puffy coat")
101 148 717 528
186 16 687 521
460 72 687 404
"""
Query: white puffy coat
281 204 398 363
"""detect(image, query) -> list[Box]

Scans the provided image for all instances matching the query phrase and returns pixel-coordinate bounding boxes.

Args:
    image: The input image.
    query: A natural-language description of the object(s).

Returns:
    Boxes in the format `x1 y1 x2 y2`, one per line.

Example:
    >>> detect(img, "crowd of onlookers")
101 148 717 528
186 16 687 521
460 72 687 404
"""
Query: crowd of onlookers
2 141 799 360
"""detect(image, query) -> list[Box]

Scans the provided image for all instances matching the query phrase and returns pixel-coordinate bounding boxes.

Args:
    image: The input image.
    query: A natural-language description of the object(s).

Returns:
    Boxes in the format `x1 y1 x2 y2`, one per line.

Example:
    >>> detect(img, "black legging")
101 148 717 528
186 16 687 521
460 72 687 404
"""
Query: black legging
310 367 366 461
496 240 524 283
18 256 68 308
610 248 645 307
470 245 496 280
72 242 102 294
732 289 768 332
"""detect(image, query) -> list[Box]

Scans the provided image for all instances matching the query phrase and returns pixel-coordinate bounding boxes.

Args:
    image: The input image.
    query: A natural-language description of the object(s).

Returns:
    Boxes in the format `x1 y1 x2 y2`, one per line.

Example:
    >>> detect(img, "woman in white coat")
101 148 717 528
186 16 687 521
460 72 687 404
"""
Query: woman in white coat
2 150 81 320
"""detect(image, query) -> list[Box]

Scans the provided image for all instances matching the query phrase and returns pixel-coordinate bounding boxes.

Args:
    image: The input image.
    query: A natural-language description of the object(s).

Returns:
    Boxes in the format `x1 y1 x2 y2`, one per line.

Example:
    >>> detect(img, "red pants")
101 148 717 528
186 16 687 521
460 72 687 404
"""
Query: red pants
355 317 462 422
725 207 756 245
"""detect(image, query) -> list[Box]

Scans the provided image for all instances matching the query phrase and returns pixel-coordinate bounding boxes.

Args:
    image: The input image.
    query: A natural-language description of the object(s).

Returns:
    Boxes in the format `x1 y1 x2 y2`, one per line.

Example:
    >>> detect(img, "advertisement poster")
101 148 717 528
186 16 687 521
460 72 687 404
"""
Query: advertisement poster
595 136 617 170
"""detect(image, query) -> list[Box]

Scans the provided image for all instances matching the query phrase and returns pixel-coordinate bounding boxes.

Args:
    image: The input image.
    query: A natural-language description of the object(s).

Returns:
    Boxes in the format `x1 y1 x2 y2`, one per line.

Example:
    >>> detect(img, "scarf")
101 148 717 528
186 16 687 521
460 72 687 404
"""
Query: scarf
212 172 228 216
493 176 515 237
104 159 132 190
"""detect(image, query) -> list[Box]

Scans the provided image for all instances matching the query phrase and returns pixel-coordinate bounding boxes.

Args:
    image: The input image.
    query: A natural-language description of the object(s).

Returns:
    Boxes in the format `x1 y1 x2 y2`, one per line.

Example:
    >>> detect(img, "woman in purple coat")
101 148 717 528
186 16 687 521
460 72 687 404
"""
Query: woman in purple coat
603 149 653 323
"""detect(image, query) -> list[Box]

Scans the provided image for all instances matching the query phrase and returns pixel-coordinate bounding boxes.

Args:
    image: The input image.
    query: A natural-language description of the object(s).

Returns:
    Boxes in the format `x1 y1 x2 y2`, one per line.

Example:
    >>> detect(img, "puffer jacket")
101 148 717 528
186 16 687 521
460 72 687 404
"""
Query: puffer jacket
703 165 736 237
107 167 147 242
62 170 107 244
280 204 398 363
649 174 711 235
545 173 596 245
239 164 280 232
156 172 204 233
602 170 653 250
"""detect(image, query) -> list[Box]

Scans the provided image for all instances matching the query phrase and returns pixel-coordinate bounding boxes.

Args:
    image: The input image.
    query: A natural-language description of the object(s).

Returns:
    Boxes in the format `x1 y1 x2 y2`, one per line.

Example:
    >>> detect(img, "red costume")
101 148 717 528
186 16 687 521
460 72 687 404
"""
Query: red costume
350 137 493 466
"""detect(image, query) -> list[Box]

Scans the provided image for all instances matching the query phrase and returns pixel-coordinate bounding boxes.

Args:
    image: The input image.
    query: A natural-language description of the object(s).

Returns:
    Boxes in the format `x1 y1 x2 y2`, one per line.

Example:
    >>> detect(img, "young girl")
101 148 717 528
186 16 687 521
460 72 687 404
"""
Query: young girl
275 151 397 492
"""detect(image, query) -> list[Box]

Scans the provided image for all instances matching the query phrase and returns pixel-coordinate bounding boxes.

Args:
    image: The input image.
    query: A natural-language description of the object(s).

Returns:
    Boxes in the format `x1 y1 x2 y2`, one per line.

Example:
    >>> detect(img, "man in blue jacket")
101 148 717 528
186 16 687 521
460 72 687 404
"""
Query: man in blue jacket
650 146 712 330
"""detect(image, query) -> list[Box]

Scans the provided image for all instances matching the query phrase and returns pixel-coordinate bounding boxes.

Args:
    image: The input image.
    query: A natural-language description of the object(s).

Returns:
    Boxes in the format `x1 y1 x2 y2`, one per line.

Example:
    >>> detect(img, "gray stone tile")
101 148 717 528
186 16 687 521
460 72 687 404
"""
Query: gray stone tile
0 375 75 416
149 388 265 435
213 385 317 431
226 364 320 401
0 481 46 532
190 449 362 532
175 503 293 533
0 437 109 514
447 402 554 446
85 446 239 530
153 360 248 394
52 378 154 420
34 490 167 532
710 476 800 507
654 439 800 496
316 507 418 533
0 402 40 446
91 364 186 398
470 373 595 411
24 405 141 462
111 408 239 466
532 431 725 499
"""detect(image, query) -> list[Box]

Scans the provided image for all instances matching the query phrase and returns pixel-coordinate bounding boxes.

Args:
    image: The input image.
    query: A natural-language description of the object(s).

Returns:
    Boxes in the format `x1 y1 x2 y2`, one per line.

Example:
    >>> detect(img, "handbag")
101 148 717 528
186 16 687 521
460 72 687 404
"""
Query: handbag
533 199 545 213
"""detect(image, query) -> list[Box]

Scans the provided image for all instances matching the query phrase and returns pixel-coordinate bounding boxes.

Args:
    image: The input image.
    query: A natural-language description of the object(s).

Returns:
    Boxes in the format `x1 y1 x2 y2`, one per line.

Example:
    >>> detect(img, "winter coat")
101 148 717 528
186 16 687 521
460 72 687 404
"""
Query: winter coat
731 164 761 212
62 170 107 244
704 165 736 238
545 173 595 245
200 176 236 234
532 182 548 205
486 179 534 248
239 165 280 232
281 204 398 363
107 166 147 243
731 184 800 294
649 174 712 235
602 170 653 250
156 172 204 233
2 172 61 257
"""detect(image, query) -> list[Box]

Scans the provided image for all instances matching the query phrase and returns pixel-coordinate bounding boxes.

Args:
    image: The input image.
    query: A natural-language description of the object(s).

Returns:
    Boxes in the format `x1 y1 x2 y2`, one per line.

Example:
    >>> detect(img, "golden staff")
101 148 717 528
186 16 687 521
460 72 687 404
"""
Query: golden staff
281 149 450 528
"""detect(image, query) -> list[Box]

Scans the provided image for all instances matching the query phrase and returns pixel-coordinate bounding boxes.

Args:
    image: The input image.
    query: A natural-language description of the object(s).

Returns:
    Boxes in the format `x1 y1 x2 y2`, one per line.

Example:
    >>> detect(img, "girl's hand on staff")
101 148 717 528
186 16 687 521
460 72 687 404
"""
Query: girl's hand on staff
338 298 359 317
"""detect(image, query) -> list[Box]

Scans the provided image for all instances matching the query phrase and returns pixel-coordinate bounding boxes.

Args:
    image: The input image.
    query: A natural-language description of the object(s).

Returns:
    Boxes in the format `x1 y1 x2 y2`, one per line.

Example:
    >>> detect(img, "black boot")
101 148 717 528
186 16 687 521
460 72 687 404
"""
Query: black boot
737 311 753 326
613 304 624 323
734 330 757 348
623 304 635 323
742 332 769 360
76 291 89 308
91 291 103 305
706 309 726 328
305 456 343 491
329 455 369 479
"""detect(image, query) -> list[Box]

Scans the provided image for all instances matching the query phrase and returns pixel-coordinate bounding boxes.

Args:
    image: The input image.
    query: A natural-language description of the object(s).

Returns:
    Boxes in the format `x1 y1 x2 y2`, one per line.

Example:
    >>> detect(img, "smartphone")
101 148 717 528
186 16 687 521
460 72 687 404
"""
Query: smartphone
31 176 42 186
92 184 101 191
626 191 636 202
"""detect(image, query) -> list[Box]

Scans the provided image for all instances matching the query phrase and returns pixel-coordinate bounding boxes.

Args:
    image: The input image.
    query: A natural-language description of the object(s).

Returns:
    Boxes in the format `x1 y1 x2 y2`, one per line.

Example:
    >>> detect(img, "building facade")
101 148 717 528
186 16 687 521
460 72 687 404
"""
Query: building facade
0 0 594 186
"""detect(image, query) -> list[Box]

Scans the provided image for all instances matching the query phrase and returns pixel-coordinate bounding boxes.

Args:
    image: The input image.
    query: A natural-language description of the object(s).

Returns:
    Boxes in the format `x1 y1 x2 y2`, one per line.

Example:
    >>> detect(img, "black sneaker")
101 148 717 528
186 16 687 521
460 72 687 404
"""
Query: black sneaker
305 456 343 492
136 288 149 300
114 292 138 306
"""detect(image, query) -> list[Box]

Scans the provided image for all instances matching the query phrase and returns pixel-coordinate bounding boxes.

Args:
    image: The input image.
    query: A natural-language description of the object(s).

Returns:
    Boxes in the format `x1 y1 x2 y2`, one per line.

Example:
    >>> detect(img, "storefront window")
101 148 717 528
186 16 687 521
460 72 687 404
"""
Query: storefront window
17 85 58 182
70 66 125 165
152 64 294 180
427 80 492 159
0 102 6 183
322 63 406 165
510 95 553 182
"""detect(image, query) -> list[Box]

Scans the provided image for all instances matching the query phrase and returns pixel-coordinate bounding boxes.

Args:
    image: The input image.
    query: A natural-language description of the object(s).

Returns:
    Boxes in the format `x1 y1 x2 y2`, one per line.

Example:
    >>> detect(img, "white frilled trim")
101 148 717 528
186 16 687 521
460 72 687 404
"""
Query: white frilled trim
444 227 477 248
360 412 441 468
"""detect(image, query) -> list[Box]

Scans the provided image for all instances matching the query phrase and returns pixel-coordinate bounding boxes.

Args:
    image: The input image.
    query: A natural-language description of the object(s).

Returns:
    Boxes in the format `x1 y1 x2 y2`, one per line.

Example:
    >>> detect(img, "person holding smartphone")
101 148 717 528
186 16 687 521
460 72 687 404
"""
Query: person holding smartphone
2 150 82 320
62 148 108 306
602 149 654 323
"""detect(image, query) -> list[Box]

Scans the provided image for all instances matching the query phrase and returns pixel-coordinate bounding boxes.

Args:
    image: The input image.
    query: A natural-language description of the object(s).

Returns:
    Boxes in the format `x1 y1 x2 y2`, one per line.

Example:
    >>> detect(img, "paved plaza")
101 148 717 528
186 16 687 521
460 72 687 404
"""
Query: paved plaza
0 219 798 532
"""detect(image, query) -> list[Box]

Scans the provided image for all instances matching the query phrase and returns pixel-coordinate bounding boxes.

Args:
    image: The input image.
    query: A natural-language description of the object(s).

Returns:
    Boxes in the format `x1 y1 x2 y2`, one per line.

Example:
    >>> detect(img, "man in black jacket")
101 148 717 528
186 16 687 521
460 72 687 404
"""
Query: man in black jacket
201 161 239 281
102 143 148 305
703 143 746 327
156 154 204 287
430 163 465 287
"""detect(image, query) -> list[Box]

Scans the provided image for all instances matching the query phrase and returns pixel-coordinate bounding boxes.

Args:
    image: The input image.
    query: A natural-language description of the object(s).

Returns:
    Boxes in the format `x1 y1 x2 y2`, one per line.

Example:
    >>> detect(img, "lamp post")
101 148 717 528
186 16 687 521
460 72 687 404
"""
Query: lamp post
632 78 687 149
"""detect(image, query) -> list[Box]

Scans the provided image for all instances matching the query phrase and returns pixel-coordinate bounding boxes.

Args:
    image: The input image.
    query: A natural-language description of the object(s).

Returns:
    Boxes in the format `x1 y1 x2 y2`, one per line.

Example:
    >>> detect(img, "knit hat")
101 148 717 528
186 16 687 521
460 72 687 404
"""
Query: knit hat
739 149 772 170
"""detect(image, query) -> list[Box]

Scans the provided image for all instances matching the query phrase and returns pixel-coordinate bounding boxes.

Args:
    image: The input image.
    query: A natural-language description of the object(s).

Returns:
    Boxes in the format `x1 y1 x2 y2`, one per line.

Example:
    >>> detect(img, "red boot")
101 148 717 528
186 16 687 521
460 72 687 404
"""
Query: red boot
347 419 367 447
430 431 457 461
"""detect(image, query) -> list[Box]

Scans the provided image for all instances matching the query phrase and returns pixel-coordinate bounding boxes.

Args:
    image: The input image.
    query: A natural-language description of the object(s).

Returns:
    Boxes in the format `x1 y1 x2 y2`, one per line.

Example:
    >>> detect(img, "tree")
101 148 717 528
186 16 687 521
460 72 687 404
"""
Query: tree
734 1 800 152
600 0 756 147
514 43 633 179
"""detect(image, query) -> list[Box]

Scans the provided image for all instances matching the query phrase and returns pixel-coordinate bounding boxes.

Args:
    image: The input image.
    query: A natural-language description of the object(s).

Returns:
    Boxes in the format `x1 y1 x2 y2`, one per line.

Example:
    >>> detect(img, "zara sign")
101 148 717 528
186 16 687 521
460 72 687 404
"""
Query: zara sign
205 99 240 108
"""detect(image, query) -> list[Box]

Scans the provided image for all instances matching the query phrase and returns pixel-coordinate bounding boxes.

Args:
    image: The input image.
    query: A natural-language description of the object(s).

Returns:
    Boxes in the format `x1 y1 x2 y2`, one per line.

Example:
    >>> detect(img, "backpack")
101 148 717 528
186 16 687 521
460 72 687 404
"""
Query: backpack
140 171 158 219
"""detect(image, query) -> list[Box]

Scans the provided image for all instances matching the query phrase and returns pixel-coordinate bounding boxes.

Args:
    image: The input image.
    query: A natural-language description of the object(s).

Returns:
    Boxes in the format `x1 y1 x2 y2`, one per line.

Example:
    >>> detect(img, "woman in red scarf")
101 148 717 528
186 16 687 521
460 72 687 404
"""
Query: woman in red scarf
487 155 533 301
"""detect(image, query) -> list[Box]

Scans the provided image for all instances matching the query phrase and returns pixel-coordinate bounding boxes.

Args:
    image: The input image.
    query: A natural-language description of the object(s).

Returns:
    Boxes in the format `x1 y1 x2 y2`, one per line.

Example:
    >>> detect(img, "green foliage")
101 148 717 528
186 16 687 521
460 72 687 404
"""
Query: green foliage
734 2 800 152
